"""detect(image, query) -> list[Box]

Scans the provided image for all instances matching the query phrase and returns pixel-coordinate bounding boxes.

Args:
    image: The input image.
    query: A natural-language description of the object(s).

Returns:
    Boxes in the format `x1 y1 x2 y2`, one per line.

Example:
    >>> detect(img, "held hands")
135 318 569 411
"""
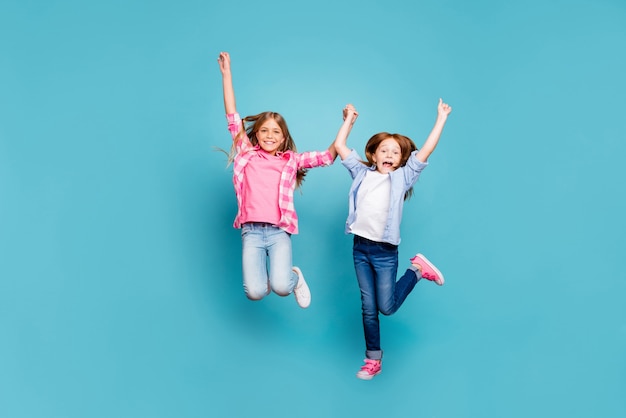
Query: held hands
438 98 452 118
218 51 231 75
343 103 359 125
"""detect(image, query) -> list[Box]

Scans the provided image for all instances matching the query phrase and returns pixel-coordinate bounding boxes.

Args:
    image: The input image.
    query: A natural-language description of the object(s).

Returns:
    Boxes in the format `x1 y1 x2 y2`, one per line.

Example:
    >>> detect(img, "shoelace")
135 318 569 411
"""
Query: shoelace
361 360 380 373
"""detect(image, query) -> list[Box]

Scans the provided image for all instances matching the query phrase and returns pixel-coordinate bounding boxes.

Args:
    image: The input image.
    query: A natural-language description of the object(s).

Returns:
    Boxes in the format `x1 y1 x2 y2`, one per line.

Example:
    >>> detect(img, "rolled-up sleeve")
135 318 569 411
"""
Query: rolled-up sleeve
403 150 428 185
226 113 242 138
297 149 334 169
226 113 252 153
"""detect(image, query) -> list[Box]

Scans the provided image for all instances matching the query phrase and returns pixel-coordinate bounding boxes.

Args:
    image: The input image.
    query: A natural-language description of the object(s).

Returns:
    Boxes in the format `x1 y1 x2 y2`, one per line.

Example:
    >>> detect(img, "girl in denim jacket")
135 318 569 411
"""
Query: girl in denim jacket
334 101 452 379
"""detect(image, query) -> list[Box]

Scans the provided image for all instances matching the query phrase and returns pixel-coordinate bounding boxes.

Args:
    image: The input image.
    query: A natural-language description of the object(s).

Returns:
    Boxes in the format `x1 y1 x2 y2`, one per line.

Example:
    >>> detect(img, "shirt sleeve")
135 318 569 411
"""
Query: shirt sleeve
226 113 252 153
407 150 429 170
403 150 429 185
295 149 334 169
341 149 367 179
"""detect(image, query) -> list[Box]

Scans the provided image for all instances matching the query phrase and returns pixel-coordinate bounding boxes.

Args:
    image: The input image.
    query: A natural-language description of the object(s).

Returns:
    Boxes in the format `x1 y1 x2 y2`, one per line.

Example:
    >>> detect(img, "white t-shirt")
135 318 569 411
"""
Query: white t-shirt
349 170 391 242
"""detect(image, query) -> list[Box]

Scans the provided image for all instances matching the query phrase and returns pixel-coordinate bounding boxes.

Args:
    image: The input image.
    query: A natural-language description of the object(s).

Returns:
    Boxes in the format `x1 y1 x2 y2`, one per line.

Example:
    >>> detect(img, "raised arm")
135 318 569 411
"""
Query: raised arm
334 104 359 160
415 98 452 163
218 52 237 115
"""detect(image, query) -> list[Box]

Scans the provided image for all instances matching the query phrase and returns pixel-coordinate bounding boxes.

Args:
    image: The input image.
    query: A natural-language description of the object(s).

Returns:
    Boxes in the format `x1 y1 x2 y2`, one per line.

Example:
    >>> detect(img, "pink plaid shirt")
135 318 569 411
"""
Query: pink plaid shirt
227 113 334 234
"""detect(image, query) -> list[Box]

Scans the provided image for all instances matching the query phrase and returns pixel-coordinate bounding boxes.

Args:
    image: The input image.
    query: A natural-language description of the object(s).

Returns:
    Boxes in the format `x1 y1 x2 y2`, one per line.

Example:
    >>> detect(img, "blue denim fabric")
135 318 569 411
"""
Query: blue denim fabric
241 223 297 300
353 235 420 360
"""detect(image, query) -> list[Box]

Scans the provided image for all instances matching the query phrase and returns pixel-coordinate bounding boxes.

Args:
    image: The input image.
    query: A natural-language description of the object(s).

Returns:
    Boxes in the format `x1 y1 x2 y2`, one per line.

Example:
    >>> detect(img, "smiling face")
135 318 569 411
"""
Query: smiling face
255 118 285 155
372 137 402 174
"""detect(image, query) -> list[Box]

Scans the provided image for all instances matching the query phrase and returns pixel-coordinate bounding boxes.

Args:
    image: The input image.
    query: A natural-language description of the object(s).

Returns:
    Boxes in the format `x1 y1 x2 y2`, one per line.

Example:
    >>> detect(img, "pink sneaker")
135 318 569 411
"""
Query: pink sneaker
356 359 382 380
410 253 444 285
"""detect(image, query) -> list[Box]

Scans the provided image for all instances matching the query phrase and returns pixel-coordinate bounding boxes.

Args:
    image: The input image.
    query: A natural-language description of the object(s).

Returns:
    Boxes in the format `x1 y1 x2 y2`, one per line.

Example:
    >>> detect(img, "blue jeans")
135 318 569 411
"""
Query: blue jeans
353 235 420 360
241 223 298 300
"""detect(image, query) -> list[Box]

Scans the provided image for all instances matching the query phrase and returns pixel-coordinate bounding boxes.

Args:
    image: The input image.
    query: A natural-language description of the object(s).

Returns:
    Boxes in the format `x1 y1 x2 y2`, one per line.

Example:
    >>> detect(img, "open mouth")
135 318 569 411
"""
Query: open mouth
382 161 393 168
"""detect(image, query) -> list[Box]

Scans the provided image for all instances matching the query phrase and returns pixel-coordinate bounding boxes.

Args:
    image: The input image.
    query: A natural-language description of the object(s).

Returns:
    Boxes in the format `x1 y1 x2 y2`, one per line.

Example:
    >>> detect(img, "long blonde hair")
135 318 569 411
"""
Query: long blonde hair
226 111 307 188
363 132 418 200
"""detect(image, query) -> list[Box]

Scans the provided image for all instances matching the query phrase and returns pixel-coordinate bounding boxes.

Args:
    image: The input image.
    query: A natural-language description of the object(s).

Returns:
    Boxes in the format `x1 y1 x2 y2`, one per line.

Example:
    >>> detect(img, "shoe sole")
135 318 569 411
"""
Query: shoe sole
356 371 381 380
416 253 445 285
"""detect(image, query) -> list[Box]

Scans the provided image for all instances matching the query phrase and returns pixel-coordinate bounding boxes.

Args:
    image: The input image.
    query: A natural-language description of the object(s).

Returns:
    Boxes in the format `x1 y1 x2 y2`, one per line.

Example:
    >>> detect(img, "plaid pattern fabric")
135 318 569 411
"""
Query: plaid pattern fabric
226 113 333 234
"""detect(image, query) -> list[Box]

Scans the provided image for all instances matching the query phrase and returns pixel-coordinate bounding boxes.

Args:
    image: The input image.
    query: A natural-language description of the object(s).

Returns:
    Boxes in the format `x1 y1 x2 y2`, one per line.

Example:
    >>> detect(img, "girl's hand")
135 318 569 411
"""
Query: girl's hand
438 98 452 117
343 103 359 124
218 52 231 74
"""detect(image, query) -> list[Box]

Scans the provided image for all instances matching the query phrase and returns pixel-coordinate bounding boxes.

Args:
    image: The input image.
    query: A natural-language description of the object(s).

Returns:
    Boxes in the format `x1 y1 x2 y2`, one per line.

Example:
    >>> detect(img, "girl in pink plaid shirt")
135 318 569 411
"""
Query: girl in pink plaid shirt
218 51 357 308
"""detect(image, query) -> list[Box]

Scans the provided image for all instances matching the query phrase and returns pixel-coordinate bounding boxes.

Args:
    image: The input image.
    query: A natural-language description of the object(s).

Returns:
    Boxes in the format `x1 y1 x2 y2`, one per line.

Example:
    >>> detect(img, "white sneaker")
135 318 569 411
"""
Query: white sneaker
292 266 311 308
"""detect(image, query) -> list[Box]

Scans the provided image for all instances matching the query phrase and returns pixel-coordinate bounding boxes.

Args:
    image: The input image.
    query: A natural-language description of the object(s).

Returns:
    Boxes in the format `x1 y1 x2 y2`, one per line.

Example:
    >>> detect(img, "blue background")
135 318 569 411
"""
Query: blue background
2 0 625 417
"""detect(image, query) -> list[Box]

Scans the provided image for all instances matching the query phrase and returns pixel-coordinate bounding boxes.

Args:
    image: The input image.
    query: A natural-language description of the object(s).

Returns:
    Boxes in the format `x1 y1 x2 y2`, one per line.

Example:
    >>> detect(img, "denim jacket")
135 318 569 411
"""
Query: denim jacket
341 149 428 245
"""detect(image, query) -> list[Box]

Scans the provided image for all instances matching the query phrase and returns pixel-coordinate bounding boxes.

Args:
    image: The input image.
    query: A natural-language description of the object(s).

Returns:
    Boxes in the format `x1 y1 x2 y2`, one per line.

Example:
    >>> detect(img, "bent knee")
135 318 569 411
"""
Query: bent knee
272 285 292 297
379 306 395 316
245 286 269 301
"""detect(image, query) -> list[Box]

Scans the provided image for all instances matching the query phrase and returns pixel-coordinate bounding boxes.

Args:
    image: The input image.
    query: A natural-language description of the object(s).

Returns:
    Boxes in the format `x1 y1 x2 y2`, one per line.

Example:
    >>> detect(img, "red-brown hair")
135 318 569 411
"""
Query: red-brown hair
363 132 418 200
